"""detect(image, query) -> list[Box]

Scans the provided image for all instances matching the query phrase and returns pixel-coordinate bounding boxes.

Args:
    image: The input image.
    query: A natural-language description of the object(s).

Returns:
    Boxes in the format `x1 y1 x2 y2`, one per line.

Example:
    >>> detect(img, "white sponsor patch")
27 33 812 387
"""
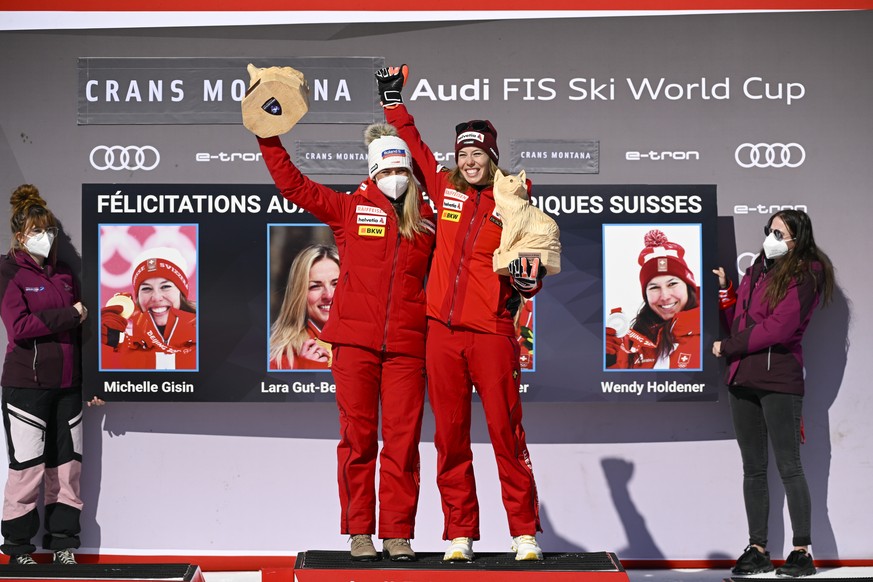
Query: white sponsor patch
357 214 387 225
444 189 469 202
457 131 485 144
443 199 463 211
355 204 386 216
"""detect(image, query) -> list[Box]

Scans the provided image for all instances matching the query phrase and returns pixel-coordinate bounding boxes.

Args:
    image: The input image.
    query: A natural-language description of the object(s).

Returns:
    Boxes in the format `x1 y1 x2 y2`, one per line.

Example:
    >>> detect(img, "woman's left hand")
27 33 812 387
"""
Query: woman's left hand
87 396 106 407
712 340 723 357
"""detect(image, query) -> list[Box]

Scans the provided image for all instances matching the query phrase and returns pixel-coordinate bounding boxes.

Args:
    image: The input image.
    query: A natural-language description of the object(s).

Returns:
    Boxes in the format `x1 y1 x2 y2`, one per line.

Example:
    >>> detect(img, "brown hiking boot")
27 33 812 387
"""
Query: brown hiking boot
383 538 416 562
349 534 378 561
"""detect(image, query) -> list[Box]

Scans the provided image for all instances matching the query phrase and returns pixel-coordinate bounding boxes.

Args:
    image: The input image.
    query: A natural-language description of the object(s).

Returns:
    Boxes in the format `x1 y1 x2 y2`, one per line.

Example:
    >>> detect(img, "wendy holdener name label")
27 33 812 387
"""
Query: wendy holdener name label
601 381 706 395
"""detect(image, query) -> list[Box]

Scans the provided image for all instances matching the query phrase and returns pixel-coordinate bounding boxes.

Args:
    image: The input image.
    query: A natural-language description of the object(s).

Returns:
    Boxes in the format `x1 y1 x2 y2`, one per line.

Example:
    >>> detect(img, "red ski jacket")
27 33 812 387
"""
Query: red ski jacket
259 136 435 358
386 105 539 337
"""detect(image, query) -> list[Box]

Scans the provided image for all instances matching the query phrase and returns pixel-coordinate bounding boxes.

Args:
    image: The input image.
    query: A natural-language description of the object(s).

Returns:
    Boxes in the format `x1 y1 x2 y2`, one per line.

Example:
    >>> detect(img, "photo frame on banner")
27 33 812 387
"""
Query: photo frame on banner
98 224 199 372
81 183 720 403
603 223 703 372
266 224 337 372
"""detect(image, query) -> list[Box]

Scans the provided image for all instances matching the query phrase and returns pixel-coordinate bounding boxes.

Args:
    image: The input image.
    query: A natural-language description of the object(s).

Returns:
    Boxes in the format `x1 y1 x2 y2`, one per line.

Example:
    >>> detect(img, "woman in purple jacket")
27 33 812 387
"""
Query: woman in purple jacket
0 185 90 565
713 209 834 578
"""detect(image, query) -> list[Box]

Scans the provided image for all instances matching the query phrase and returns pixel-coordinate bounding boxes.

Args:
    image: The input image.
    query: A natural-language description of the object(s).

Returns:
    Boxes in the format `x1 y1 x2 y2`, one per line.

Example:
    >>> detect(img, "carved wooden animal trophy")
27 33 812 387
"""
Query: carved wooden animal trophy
492 169 562 276
241 64 309 137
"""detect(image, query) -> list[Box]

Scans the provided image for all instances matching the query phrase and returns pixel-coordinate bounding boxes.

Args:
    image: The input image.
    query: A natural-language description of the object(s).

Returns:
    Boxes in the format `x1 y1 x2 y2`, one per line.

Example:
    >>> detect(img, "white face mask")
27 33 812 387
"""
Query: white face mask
24 231 55 259
376 174 409 200
762 232 791 259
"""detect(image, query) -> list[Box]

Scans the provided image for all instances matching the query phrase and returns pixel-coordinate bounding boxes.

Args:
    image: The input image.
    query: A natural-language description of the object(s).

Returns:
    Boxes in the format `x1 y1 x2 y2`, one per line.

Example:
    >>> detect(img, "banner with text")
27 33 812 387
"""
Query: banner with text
82 183 720 402
77 56 384 125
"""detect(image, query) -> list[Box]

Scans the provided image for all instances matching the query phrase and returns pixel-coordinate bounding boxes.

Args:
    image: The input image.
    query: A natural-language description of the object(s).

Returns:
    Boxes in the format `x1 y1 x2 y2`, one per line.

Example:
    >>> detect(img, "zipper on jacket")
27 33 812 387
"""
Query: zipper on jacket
32 343 39 385
382 229 402 352
448 190 482 326
767 347 771 371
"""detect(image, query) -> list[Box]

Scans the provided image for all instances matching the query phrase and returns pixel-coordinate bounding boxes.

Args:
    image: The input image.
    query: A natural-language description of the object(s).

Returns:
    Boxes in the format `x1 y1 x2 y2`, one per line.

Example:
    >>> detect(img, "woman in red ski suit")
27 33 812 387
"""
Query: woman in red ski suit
257 122 434 562
377 65 546 562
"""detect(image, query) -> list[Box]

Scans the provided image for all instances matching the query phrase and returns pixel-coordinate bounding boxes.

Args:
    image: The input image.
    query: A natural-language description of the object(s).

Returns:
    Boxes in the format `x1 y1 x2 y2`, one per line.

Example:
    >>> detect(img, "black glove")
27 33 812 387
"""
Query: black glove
375 65 408 108
507 256 546 293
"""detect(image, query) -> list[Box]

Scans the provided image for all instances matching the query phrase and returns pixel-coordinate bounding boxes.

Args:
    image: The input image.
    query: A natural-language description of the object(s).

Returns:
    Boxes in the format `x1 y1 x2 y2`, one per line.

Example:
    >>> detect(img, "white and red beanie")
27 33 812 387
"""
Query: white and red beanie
132 246 190 297
637 229 696 294
455 119 499 164
367 135 412 180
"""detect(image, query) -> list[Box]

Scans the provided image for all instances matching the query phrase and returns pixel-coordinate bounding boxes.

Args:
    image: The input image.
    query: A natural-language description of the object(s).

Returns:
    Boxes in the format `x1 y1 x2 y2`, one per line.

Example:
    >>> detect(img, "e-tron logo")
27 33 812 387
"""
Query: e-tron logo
734 203 808 215
90 145 160 171
735 143 805 169
626 150 700 161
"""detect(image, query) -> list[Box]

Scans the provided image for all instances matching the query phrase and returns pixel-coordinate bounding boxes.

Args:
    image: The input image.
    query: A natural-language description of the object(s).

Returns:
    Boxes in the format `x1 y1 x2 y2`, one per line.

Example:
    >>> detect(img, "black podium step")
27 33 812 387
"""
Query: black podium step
0 563 204 582
295 550 629 581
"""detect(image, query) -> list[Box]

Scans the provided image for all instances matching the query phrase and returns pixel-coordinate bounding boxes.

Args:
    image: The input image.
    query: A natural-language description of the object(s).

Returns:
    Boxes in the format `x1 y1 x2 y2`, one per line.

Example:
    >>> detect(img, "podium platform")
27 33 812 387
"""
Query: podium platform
294 550 629 581
0 563 205 582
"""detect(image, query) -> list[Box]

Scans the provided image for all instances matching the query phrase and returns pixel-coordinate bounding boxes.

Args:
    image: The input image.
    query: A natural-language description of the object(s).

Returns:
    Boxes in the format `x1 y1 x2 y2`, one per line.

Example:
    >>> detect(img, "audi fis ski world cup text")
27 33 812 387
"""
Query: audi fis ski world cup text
409 76 805 104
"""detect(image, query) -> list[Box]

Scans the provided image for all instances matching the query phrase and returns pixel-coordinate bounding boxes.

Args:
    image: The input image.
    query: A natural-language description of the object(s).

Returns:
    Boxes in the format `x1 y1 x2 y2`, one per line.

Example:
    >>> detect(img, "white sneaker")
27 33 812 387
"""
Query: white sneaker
443 536 474 561
512 534 543 561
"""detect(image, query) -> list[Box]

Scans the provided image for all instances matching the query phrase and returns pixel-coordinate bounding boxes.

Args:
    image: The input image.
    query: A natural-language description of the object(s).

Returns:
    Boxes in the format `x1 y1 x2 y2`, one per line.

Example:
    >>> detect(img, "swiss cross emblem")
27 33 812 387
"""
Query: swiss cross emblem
677 353 691 368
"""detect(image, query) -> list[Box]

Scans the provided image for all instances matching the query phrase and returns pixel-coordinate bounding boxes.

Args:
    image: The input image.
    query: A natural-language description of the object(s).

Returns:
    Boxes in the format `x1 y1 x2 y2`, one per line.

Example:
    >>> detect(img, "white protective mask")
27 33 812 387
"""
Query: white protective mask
762 232 791 259
24 231 55 259
376 174 409 200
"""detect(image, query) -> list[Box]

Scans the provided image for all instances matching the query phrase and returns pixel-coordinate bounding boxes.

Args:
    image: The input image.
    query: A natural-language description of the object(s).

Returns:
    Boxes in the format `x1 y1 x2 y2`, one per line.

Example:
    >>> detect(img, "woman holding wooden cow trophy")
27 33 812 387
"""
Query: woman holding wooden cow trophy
244 64 435 562
377 64 559 562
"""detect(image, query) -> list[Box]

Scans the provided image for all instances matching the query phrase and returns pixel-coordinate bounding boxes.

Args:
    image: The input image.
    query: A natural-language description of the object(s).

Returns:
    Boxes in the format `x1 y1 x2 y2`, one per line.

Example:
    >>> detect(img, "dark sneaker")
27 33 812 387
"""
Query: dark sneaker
732 545 774 574
777 549 816 578
53 549 77 565
11 553 37 565
382 538 416 562
349 534 379 561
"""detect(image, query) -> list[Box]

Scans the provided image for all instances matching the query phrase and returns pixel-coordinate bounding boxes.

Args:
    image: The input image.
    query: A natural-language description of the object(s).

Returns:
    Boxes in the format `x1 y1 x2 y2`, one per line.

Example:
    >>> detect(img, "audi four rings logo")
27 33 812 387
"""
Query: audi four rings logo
90 145 160 171
735 143 805 168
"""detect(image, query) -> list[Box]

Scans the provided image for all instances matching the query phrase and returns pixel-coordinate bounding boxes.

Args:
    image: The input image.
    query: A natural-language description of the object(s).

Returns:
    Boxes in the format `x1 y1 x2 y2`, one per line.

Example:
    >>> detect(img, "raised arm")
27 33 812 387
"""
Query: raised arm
257 135 349 227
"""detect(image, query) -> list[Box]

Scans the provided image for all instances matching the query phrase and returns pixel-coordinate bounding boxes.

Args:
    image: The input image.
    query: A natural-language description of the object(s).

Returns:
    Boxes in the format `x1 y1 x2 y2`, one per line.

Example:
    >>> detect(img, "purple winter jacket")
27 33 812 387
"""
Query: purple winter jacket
720 257 823 396
0 251 82 389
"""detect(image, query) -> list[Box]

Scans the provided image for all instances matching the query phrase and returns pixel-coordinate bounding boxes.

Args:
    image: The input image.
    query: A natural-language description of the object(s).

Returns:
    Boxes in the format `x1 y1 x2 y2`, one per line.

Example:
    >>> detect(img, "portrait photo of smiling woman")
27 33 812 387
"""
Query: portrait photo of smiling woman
98 225 197 371
604 224 702 371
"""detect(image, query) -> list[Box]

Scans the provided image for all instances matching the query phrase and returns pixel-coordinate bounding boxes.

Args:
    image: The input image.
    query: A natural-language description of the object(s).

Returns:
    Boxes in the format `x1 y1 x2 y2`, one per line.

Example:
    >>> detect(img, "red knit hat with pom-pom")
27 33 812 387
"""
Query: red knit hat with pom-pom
637 229 696 295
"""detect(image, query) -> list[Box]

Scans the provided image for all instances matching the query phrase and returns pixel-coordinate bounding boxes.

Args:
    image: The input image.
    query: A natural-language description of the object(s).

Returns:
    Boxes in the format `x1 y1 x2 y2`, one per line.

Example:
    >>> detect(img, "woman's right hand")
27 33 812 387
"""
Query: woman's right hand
298 338 330 363
73 301 88 323
712 267 727 289
375 65 408 108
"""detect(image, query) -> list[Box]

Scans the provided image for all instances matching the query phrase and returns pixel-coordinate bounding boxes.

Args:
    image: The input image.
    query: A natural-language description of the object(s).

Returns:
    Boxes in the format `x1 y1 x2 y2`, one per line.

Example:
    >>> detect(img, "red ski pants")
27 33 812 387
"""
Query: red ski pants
332 345 425 539
425 319 541 540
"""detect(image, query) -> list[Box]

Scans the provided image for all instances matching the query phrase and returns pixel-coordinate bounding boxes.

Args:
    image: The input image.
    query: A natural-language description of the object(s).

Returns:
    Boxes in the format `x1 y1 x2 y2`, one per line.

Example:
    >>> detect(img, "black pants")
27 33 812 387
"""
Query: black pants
1 387 83 555
729 386 811 548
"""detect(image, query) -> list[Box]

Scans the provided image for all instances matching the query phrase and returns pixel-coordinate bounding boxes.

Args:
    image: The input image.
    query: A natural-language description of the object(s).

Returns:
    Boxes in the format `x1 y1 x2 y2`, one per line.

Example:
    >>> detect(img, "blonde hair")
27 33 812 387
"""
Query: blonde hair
8 184 58 257
269 244 339 368
364 123 426 240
